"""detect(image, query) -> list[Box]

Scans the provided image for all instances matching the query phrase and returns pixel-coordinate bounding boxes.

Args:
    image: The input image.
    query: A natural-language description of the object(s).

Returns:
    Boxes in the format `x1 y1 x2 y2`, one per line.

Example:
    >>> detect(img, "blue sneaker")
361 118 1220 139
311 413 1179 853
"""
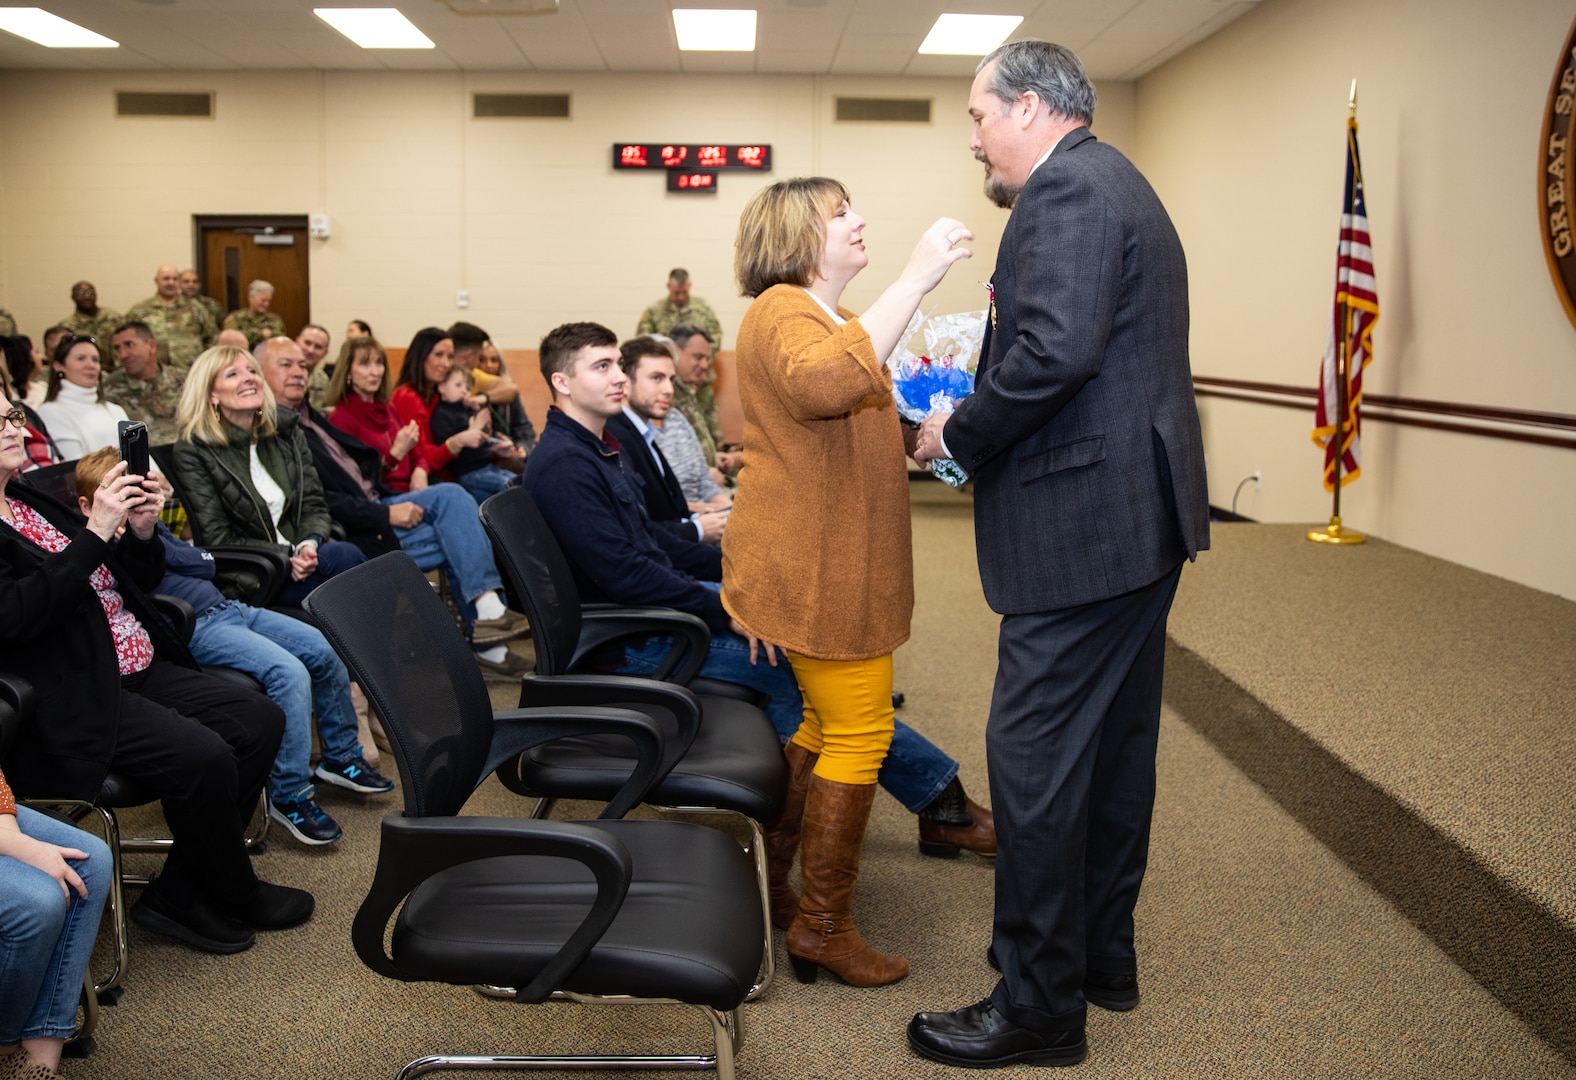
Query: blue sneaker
314 755 395 794
268 795 343 846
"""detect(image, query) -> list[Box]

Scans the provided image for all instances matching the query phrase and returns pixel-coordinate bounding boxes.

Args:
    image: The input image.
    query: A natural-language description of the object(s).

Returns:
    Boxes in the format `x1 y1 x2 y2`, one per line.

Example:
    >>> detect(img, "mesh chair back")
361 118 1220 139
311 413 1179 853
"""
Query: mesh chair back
303 552 495 818
20 460 84 516
478 488 583 676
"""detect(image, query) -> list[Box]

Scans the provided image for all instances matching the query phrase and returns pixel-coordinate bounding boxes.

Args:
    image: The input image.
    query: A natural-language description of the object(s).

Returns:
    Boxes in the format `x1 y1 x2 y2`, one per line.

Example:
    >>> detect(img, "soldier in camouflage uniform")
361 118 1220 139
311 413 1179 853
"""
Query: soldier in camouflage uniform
179 268 224 328
59 281 123 372
103 321 184 445
296 323 333 411
668 324 738 479
0 308 15 337
223 280 287 348
125 264 217 375
635 268 724 351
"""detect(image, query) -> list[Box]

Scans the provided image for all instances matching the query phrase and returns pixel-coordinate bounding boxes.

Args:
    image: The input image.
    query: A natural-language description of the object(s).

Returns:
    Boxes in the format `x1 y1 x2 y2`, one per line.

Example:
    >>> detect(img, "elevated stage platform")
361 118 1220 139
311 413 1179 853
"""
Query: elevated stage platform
1163 524 1576 1062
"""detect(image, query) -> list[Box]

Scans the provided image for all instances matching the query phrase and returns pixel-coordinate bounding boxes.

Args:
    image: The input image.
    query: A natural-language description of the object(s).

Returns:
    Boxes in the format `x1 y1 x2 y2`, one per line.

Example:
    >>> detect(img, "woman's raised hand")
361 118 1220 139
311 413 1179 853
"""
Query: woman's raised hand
391 420 420 461
900 218 975 294
86 461 150 542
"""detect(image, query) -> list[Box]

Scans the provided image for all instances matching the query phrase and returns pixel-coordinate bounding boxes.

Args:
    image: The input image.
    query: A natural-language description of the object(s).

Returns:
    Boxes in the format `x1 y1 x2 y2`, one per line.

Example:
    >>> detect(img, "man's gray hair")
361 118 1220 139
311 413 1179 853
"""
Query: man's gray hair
668 267 690 285
977 41 1096 125
246 279 275 297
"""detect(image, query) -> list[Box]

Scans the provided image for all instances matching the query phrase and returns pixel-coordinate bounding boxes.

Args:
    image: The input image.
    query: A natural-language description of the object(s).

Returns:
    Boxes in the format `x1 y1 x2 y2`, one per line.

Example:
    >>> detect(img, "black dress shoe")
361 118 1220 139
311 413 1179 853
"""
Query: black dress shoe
131 888 255 954
986 946 1140 1011
229 882 315 931
908 1000 1086 1069
1084 969 1139 1011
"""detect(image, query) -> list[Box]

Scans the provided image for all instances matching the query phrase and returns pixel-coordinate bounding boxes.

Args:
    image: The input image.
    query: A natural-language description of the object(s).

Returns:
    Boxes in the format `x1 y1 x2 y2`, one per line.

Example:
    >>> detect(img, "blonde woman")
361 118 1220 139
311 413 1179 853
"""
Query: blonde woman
724 177 971 986
170 345 365 608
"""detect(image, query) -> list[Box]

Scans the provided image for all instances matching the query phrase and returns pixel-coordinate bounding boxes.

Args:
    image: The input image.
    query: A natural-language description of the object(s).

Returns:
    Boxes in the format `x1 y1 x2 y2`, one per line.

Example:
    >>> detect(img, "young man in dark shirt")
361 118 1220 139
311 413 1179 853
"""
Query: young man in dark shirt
521 322 995 859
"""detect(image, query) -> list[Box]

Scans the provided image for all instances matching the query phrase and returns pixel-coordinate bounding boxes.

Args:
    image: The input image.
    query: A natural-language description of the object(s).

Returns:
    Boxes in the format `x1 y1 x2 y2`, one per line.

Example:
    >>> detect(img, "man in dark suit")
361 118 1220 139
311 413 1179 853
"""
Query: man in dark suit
908 40 1209 1069
603 336 728 549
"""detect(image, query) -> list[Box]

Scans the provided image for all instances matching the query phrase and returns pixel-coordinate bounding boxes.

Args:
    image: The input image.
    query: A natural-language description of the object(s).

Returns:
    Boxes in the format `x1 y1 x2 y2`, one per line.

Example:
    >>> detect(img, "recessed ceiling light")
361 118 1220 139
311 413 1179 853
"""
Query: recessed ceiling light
917 13 1023 56
0 8 117 47
672 9 756 52
313 8 435 49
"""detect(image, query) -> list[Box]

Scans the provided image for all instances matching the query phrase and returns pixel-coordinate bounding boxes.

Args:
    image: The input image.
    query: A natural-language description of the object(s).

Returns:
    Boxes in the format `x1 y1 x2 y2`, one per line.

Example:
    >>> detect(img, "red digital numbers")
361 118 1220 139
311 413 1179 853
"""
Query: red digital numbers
679 173 713 188
616 143 771 172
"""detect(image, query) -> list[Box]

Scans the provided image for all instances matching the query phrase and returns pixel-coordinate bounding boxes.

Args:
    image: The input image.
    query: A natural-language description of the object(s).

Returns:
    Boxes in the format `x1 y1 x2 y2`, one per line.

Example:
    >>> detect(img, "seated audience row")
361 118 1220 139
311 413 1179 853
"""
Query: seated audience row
0 402 313 956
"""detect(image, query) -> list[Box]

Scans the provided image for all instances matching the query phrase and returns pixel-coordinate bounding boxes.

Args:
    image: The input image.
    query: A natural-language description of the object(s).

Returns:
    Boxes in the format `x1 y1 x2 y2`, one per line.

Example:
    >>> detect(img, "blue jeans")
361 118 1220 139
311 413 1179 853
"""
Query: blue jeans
453 464 517 505
275 539 366 608
617 584 957 812
190 600 363 804
0 806 111 1044
385 483 504 626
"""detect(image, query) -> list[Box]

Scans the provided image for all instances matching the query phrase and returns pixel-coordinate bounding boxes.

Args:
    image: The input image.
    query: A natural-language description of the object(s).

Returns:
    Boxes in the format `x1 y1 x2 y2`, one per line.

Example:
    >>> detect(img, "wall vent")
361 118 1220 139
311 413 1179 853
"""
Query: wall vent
834 97 931 124
116 91 214 118
473 93 571 119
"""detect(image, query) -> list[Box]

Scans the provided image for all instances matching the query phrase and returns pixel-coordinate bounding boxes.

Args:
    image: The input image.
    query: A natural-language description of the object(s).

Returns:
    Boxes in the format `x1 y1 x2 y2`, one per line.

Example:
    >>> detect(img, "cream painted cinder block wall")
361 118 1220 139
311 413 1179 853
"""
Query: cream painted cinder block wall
1135 0 1576 599
0 69 1131 357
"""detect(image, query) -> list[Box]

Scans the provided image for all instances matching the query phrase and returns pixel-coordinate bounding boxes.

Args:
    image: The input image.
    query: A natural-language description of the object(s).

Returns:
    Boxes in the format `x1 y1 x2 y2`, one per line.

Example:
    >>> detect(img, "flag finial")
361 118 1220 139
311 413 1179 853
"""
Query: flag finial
1348 79 1358 118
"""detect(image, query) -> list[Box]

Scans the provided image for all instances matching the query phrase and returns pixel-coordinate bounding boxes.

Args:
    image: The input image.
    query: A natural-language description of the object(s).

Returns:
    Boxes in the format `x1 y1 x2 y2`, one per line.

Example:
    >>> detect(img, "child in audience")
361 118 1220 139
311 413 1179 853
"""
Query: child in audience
426 366 520 504
73 449 394 849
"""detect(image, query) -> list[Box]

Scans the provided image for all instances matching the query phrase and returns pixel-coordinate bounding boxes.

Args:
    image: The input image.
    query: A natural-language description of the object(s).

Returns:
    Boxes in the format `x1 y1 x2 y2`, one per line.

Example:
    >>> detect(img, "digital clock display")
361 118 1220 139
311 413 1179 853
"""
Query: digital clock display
613 144 772 171
668 171 718 193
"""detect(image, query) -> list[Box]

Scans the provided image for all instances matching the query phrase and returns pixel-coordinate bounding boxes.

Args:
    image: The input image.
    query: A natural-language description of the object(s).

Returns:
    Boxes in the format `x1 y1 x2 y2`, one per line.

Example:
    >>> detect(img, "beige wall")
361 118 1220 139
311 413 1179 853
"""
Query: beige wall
1136 0 1576 598
0 68 1131 357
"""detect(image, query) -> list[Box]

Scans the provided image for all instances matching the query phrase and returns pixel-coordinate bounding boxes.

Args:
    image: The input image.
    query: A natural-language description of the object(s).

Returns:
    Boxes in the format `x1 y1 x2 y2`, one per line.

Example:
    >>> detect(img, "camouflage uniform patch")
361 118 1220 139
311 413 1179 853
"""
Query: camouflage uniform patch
103 365 184 446
671 380 724 467
223 309 287 349
0 308 15 337
635 295 724 353
306 363 333 412
124 296 217 374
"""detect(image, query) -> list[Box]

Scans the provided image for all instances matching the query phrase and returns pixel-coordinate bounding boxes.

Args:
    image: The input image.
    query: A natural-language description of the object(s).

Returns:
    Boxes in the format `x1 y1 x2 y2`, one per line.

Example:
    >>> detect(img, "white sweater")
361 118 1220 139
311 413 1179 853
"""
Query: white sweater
35 381 130 460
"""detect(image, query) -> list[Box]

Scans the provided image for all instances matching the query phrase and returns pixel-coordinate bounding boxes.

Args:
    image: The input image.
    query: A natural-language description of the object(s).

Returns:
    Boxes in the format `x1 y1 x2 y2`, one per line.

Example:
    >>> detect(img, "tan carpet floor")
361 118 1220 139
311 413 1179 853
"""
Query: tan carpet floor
58 493 1572 1078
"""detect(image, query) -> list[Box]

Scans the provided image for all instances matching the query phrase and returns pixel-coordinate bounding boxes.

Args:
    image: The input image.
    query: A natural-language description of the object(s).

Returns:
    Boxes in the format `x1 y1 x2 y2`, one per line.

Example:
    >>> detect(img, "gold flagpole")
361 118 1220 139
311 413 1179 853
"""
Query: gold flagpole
1309 79 1366 545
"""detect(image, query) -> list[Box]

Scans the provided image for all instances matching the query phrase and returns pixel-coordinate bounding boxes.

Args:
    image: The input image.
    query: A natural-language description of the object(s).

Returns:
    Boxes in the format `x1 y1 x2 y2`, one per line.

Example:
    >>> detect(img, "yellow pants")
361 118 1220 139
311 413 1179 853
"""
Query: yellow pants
784 651 895 787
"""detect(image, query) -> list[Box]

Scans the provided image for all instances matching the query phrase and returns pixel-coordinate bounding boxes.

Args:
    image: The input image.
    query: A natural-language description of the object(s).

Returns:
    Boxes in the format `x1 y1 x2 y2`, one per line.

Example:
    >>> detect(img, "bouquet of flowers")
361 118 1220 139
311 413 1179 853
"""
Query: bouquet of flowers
887 308 987 487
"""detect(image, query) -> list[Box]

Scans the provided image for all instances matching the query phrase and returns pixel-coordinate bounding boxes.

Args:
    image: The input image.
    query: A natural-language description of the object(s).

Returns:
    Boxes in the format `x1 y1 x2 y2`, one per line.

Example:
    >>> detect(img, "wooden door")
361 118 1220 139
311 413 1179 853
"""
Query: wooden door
196 217 310 337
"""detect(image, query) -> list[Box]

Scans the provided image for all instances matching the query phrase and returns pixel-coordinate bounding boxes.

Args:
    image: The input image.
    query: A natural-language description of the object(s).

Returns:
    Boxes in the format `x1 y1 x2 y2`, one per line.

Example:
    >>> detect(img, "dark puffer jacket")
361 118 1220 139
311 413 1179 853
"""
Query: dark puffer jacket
171 410 332 598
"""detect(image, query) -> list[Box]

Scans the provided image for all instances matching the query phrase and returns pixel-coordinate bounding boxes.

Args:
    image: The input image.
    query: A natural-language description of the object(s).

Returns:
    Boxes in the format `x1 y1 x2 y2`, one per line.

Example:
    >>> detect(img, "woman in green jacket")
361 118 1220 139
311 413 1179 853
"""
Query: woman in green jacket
171 345 365 607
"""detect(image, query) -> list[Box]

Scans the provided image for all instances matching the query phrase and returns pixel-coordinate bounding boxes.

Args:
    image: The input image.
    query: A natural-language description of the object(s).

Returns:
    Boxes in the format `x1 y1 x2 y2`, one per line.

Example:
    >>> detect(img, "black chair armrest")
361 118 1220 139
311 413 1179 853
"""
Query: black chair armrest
207 546 291 609
0 671 34 721
351 814 632 1003
488 704 676 820
151 594 197 643
0 672 32 760
515 674 702 756
573 608 710 683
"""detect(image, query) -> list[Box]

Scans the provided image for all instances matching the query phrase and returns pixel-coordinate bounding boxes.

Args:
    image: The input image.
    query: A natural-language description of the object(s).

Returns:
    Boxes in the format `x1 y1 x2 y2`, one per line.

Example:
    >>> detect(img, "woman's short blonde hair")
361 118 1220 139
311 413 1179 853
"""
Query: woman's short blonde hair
325 336 389 407
734 177 850 299
176 345 278 444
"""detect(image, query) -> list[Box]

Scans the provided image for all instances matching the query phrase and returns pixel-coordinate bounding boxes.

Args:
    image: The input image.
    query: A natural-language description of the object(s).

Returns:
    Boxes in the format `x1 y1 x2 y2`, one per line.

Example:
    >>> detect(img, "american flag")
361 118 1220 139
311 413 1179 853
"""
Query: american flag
1312 116 1379 490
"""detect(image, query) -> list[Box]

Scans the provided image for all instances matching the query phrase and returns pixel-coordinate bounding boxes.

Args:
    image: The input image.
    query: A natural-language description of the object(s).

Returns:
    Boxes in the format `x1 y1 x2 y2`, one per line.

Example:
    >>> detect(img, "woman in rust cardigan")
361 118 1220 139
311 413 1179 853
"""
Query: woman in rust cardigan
724 177 972 987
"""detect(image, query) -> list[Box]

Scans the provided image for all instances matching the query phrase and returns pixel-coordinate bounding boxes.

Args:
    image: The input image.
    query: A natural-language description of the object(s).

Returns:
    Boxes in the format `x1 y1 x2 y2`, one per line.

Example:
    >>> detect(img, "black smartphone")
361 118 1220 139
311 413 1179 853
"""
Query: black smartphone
117 420 149 479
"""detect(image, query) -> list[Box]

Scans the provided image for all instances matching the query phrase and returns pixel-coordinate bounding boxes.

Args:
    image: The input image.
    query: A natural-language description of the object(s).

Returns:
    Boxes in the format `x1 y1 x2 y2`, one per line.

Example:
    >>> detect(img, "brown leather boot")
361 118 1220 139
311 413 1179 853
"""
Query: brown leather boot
764 742 818 930
785 776 908 987
917 777 997 858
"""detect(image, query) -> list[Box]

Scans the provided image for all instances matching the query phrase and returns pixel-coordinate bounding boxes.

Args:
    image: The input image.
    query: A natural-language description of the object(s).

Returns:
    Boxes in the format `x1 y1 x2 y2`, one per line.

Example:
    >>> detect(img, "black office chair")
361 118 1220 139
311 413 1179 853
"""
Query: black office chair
304 553 762 1080
0 675 101 1055
478 488 786 999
